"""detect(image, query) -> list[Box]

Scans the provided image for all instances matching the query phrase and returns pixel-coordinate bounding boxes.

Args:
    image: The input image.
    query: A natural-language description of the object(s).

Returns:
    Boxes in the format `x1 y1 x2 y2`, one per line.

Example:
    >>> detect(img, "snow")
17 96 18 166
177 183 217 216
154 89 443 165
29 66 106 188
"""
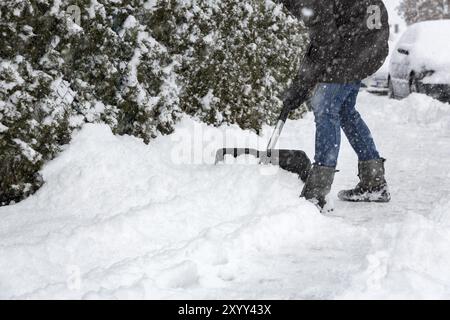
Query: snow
0 122 8 133
12 139 41 163
122 15 138 30
200 90 216 110
144 0 158 11
87 0 101 19
1 92 450 299
52 78 75 106
50 0 62 15
0 60 25 90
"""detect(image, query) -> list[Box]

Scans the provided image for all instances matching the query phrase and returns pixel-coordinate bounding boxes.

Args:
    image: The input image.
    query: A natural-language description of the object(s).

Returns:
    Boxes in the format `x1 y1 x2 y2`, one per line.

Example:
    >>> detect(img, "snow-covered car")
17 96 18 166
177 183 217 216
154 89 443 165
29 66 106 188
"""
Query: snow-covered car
388 20 450 102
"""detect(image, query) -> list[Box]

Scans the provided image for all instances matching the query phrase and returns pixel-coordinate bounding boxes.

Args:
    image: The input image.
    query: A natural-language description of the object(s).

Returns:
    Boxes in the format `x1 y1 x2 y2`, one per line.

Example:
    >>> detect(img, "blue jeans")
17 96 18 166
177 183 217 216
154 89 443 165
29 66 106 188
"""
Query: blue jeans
311 82 380 167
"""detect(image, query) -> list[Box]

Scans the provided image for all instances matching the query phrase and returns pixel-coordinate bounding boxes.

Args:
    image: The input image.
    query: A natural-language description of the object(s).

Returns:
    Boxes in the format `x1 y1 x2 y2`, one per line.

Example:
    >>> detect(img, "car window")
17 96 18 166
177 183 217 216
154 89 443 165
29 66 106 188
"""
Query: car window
397 27 418 47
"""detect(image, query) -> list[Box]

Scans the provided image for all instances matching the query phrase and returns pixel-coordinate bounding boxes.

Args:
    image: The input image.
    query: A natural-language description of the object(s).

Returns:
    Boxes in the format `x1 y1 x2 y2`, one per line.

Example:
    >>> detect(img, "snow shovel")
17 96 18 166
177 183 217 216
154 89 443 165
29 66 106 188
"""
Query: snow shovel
214 103 311 182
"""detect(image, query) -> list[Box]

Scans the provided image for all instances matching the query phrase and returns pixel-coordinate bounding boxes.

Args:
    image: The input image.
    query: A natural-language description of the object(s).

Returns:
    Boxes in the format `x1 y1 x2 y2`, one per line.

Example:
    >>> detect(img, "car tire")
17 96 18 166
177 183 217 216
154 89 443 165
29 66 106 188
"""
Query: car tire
409 75 420 94
388 77 395 99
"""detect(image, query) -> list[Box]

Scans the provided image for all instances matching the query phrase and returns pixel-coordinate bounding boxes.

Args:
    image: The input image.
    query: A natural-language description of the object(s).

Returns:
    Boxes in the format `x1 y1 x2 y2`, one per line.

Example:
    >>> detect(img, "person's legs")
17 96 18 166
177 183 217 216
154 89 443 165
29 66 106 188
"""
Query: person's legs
302 83 355 210
337 82 390 202
311 83 349 168
339 82 381 161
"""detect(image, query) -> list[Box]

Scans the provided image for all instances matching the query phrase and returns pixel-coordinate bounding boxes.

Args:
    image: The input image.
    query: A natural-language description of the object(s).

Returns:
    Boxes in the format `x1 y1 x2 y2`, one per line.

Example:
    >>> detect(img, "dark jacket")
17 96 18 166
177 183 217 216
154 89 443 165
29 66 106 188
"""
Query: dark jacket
282 0 390 83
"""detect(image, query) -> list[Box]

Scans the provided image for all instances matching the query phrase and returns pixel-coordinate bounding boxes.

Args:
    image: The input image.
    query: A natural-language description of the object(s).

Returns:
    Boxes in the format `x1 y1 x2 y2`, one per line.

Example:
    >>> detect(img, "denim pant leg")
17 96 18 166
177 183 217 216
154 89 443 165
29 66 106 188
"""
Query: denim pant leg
311 84 347 168
339 83 381 161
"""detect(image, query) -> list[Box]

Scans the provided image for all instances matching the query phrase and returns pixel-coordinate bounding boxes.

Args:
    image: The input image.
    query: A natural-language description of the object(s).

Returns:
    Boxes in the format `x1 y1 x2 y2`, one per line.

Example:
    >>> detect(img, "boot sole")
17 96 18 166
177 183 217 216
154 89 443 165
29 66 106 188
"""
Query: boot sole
338 194 391 203
338 190 391 203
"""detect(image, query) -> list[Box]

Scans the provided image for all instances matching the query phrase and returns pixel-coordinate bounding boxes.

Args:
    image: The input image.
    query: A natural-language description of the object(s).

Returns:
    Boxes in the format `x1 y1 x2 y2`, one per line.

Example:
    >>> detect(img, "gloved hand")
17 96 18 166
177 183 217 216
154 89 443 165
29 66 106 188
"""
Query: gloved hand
282 61 318 112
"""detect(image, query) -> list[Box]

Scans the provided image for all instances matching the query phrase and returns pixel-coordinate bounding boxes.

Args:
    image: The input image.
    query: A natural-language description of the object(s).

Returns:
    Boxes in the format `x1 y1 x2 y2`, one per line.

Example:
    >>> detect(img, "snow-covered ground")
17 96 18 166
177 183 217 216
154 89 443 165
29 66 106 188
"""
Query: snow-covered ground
1 92 450 299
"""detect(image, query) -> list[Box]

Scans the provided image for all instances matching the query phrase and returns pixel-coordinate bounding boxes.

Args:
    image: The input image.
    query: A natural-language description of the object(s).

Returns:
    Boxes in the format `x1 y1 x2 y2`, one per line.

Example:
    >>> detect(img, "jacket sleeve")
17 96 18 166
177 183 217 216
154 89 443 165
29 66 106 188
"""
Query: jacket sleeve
279 0 342 65
278 1 343 110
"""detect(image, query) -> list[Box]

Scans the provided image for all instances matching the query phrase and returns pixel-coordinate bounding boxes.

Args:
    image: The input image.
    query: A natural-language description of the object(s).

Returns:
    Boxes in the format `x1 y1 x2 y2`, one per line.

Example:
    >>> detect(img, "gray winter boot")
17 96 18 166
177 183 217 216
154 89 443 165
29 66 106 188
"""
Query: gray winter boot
338 159 391 202
301 164 336 210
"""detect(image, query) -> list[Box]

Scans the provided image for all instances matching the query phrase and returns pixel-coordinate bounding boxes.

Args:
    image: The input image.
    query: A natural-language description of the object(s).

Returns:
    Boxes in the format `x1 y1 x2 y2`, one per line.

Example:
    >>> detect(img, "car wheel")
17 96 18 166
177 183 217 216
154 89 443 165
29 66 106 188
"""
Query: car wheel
409 75 420 94
388 77 395 99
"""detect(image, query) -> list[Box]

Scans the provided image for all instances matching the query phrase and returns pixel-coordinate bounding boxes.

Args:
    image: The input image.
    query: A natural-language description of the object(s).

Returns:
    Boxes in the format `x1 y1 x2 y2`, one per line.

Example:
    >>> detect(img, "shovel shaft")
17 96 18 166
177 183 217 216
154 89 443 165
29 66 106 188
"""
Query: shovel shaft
266 81 315 152
278 103 292 123
266 103 291 152
266 119 285 151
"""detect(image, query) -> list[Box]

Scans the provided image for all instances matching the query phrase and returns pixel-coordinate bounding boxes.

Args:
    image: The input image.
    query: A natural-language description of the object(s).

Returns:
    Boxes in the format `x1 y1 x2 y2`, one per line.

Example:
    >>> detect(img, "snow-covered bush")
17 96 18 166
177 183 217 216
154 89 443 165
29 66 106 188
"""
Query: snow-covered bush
0 0 181 205
64 0 182 142
150 0 307 130
0 1 74 205
0 0 307 205
398 0 450 25
0 58 72 205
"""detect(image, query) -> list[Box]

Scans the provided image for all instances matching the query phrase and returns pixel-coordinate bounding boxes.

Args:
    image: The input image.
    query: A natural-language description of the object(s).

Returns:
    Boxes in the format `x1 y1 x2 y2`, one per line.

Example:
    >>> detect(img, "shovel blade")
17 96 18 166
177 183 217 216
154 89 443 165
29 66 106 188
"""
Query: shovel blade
214 148 311 182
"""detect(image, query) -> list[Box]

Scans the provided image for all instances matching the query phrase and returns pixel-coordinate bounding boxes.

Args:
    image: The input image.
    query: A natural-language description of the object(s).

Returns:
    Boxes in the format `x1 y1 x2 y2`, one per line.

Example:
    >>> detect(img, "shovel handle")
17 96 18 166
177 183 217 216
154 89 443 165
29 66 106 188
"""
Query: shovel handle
266 119 285 152
266 104 291 152
267 82 315 153
278 104 292 123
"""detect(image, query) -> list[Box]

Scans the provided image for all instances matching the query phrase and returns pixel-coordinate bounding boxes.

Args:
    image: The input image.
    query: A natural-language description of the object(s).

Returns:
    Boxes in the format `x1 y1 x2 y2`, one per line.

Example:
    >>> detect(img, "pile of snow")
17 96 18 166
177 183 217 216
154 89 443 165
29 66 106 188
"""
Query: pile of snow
0 122 367 299
1 92 450 299
359 91 450 129
339 209 450 299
